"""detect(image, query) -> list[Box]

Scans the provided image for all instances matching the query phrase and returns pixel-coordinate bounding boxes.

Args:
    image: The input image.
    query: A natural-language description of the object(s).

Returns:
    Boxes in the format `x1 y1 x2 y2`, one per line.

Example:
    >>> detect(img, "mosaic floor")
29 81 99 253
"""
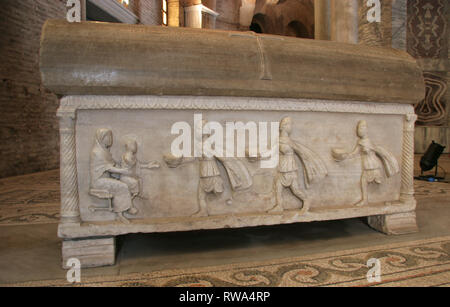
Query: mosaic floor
0 155 448 287
3 236 450 287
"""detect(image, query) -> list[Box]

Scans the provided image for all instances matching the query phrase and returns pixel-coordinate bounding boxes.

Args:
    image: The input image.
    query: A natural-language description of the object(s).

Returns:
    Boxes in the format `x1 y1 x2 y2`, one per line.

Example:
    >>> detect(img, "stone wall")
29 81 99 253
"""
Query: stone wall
0 0 67 178
282 0 314 38
0 0 163 178
215 0 241 30
251 0 314 38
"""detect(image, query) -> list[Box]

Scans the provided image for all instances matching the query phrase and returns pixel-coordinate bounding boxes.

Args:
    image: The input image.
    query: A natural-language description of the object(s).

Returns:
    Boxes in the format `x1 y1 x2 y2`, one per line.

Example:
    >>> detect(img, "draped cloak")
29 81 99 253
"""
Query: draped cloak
287 139 328 189
90 129 132 213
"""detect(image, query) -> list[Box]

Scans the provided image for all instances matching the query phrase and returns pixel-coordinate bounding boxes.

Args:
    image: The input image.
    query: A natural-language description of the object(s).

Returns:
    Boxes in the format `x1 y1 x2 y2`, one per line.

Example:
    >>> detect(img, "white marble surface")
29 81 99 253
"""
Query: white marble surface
59 95 412 224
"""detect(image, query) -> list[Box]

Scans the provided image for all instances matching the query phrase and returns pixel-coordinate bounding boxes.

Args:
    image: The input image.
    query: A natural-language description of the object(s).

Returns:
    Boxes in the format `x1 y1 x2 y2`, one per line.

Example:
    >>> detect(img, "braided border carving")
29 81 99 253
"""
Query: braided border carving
60 96 414 115
58 113 81 224
400 114 417 202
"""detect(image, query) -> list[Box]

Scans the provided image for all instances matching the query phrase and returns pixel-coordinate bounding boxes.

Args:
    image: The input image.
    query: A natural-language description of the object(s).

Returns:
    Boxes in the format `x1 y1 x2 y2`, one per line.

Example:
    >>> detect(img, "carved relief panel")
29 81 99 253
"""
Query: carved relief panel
74 107 404 223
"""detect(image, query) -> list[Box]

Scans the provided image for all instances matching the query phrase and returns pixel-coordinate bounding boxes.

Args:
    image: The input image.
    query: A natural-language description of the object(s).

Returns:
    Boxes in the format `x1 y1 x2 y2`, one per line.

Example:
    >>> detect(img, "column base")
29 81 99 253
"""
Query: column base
62 237 116 269
367 211 419 235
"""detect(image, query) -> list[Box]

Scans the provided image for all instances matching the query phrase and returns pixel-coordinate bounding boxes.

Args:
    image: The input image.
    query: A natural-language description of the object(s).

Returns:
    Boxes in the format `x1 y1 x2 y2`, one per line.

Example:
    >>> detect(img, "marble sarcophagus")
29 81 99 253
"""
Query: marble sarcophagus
40 20 425 268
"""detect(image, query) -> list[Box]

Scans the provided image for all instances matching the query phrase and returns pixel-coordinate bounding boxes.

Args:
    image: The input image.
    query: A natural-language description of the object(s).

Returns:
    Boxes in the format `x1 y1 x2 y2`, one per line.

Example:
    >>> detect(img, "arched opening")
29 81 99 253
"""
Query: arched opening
285 20 312 38
250 22 263 33
250 13 267 34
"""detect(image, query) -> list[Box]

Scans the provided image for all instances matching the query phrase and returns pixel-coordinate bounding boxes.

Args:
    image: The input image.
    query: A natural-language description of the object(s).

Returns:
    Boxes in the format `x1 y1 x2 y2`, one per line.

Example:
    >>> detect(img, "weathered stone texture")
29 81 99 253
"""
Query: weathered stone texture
40 20 424 104
368 211 419 235
62 237 116 268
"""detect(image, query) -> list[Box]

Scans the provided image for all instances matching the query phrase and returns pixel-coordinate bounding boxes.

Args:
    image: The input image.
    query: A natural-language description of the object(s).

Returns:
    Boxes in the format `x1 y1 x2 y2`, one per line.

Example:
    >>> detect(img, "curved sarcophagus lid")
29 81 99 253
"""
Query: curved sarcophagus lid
40 20 425 104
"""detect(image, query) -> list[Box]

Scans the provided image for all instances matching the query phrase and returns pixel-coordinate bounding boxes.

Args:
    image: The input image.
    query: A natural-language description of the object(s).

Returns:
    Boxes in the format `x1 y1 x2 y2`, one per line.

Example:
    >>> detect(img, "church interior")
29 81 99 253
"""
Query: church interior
0 0 449 288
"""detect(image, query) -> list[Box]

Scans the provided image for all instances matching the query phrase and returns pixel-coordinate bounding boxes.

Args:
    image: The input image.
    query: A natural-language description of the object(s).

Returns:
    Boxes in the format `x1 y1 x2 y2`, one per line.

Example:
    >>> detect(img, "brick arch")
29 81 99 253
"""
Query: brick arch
285 20 312 38
252 0 314 37
250 13 268 33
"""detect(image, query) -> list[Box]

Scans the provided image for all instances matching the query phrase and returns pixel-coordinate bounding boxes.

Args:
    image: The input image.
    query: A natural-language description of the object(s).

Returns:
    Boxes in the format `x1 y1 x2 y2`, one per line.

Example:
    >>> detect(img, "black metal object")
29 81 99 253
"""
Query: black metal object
416 141 446 181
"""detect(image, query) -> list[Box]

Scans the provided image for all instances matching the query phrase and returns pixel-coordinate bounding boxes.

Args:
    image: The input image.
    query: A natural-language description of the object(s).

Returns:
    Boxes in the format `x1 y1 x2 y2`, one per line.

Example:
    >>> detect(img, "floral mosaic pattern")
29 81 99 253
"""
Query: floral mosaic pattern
2 236 450 287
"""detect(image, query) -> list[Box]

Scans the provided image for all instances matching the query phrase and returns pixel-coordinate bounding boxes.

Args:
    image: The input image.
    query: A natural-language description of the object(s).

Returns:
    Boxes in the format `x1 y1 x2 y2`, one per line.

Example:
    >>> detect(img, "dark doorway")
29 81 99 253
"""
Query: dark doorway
285 20 312 38
250 22 263 33
250 13 267 34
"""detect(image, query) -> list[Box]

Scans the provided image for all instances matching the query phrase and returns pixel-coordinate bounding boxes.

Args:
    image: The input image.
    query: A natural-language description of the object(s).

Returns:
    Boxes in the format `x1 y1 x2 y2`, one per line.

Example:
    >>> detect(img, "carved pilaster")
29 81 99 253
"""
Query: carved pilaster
400 113 417 202
58 108 81 224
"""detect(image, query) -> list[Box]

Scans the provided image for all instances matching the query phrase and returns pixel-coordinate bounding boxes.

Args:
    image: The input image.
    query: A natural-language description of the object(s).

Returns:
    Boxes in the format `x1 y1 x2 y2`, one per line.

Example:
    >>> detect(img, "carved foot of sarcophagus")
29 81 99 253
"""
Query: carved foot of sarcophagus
368 211 419 235
40 21 425 268
62 237 116 269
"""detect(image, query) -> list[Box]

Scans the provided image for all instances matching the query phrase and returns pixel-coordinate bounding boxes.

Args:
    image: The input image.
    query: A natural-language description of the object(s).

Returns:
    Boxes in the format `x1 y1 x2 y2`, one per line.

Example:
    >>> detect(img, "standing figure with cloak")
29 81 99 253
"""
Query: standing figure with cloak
332 120 400 207
164 120 253 217
270 117 328 214
90 128 137 224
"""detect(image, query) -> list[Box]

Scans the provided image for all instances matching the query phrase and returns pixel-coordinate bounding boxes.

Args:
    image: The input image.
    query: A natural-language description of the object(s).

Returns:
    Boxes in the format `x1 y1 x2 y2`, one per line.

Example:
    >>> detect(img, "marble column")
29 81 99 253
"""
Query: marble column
168 0 180 27
58 110 81 225
184 4 202 28
391 0 407 50
81 0 87 21
184 4 219 29
400 114 418 202
358 0 393 47
330 0 359 44
314 0 331 40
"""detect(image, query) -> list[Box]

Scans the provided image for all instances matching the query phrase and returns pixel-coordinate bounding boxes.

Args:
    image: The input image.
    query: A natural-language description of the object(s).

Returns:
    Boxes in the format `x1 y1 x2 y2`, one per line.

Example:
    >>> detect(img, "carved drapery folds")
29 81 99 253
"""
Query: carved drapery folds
88 129 160 224
332 120 400 207
56 96 418 228
271 116 327 213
